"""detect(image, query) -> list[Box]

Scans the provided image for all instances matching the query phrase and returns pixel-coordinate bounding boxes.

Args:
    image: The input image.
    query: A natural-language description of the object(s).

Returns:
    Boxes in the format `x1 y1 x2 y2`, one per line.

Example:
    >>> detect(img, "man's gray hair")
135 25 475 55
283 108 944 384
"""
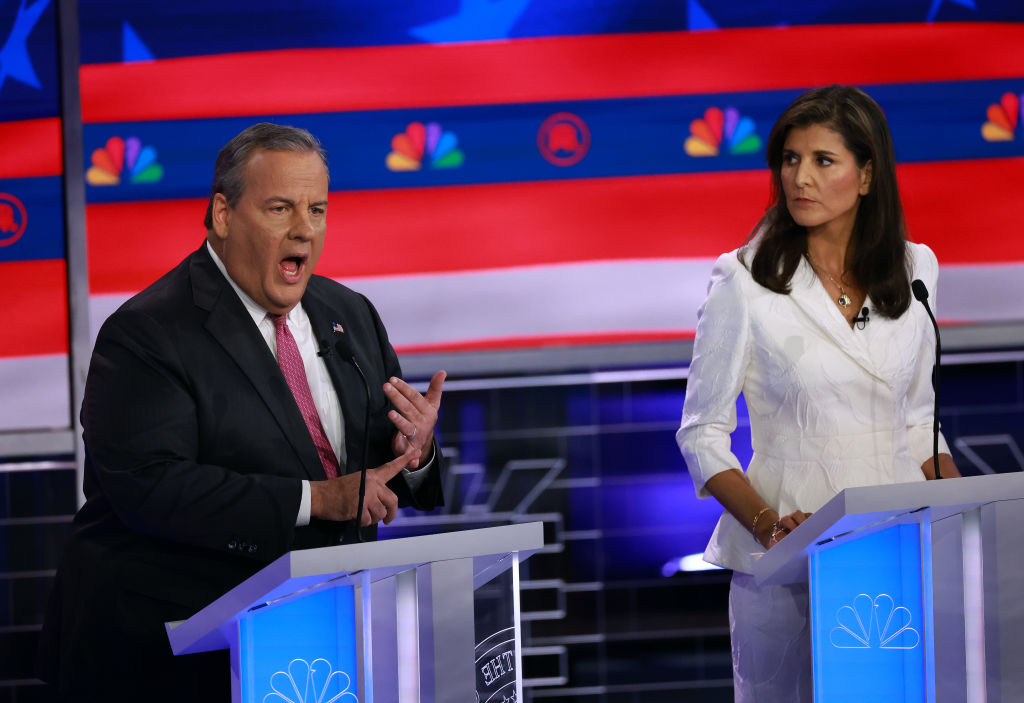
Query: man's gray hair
203 122 329 230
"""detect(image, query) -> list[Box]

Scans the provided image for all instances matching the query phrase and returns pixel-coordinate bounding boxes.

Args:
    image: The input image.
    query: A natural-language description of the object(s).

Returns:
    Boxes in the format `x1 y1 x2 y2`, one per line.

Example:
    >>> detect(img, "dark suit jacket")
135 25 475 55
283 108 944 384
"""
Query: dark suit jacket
39 245 442 699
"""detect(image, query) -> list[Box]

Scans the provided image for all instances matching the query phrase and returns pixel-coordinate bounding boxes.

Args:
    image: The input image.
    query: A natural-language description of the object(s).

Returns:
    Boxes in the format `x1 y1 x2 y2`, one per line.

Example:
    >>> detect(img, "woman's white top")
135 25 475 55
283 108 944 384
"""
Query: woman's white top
677 242 949 574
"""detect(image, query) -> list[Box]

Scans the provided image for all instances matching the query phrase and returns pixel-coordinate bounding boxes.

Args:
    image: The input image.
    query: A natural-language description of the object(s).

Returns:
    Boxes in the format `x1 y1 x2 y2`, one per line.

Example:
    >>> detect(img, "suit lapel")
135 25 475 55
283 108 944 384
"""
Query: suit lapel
787 256 887 383
189 246 326 481
859 293 921 387
302 284 368 476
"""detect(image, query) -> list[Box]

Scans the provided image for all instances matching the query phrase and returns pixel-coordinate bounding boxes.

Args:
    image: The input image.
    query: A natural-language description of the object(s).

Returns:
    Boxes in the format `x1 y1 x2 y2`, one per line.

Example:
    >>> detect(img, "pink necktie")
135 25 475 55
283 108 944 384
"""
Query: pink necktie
272 314 340 479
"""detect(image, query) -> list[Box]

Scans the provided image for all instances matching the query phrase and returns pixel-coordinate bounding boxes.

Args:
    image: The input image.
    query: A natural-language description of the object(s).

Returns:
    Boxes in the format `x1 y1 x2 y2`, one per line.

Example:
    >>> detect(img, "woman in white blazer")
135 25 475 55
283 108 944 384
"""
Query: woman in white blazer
676 85 961 702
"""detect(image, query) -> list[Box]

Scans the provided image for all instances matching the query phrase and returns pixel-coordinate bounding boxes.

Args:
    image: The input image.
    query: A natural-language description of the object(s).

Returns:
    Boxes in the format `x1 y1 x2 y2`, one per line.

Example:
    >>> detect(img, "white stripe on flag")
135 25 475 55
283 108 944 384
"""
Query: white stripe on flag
343 259 717 346
938 263 1024 323
88 259 1024 351
0 355 71 431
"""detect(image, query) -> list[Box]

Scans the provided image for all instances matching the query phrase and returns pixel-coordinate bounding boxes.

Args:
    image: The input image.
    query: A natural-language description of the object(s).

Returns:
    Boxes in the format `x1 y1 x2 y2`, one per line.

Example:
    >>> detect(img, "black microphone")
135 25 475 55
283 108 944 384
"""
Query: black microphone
853 306 870 330
329 334 373 541
911 279 942 480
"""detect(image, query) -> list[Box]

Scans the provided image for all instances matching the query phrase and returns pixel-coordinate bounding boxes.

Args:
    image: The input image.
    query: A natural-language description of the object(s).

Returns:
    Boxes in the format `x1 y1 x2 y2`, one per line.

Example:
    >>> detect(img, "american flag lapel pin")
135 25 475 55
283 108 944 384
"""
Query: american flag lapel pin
332 322 344 333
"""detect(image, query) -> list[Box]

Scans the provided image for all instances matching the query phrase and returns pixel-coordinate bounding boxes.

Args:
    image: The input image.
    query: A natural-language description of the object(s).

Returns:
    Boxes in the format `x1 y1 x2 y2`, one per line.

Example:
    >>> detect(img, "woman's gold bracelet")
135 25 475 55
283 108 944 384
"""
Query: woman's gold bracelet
751 506 772 539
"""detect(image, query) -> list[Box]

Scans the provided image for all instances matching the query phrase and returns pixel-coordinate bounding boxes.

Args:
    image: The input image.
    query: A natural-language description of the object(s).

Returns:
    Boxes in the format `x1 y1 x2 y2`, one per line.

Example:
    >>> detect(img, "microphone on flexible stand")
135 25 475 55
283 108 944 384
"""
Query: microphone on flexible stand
853 307 870 330
325 334 373 541
911 279 943 480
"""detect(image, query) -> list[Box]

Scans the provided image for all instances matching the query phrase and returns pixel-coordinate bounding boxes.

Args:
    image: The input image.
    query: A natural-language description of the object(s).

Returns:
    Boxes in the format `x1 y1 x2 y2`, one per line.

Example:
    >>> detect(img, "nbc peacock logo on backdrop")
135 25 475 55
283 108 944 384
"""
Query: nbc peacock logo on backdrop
85 136 164 186
684 106 761 157
386 122 465 171
981 91 1023 142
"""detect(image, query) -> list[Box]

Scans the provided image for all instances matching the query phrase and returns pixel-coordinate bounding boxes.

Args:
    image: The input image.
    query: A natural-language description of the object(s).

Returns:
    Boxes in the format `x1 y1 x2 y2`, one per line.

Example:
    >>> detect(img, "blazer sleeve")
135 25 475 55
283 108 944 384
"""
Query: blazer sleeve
82 307 302 560
676 251 753 498
904 243 951 465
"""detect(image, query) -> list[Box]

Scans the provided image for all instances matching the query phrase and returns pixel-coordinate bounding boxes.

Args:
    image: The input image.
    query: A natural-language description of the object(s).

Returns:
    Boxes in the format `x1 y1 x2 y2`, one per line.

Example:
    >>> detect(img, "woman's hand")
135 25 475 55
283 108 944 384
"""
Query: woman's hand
758 510 812 550
921 453 961 480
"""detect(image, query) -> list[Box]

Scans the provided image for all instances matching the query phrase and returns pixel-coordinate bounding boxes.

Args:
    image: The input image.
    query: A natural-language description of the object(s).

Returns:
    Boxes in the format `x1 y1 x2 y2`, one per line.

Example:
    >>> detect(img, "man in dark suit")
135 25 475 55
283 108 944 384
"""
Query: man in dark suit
38 123 446 701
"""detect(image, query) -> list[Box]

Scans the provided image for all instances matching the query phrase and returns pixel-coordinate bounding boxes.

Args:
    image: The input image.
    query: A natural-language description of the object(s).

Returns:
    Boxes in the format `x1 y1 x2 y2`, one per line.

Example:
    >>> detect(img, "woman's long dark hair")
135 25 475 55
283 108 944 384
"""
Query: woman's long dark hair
746 85 911 318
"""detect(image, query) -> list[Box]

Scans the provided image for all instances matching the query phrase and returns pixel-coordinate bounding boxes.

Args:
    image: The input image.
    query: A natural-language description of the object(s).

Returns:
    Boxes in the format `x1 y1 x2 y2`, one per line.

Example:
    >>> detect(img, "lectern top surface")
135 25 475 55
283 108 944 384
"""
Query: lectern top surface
751 472 1024 586
167 522 544 655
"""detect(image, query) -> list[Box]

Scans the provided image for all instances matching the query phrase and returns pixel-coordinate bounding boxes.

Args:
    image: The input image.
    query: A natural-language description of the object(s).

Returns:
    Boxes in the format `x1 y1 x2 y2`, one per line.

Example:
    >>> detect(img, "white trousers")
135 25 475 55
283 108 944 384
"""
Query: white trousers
729 571 814 703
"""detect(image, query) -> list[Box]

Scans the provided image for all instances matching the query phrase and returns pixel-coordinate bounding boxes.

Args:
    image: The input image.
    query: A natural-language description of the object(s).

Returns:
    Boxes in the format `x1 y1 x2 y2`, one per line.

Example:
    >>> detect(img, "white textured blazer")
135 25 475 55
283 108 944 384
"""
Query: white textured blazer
677 242 949 574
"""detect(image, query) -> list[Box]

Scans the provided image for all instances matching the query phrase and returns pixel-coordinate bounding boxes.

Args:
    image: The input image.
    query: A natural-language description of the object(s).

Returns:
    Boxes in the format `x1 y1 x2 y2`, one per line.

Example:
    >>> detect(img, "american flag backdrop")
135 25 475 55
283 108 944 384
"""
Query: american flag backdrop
2 0 1024 432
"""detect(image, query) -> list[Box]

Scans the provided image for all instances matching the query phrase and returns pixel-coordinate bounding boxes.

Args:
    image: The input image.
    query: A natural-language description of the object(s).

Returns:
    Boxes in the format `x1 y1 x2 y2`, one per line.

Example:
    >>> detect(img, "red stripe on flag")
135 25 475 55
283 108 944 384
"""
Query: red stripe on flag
0 260 68 357
85 170 770 292
87 199 208 294
394 330 696 355
900 157 1024 265
85 157 1024 294
0 118 63 179
324 171 771 276
80 23 1024 123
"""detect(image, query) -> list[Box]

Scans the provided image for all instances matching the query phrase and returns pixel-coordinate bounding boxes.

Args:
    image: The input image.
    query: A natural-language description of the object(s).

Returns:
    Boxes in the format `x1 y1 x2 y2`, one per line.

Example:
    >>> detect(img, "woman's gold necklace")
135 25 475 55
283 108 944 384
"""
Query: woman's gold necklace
806 255 852 308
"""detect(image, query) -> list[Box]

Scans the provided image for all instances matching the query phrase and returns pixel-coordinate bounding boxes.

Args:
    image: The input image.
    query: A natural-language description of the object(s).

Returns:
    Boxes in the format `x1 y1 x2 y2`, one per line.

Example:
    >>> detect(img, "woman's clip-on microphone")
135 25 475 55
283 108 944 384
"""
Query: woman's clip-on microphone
853 307 869 330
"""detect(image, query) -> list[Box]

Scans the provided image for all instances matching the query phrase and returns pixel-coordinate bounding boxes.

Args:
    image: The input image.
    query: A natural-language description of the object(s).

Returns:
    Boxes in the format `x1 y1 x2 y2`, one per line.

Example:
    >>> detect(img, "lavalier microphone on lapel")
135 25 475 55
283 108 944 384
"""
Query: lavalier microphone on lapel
853 307 870 330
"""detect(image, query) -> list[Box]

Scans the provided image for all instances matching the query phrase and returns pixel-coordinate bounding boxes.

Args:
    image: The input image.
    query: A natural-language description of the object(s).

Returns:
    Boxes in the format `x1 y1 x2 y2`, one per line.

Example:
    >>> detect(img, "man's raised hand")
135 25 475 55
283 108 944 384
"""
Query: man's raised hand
310 447 420 524
387 370 446 468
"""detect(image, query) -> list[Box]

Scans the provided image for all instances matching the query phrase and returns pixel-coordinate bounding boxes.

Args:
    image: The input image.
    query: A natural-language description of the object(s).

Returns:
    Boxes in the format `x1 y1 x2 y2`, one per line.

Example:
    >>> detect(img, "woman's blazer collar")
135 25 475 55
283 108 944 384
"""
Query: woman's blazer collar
784 255 891 385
